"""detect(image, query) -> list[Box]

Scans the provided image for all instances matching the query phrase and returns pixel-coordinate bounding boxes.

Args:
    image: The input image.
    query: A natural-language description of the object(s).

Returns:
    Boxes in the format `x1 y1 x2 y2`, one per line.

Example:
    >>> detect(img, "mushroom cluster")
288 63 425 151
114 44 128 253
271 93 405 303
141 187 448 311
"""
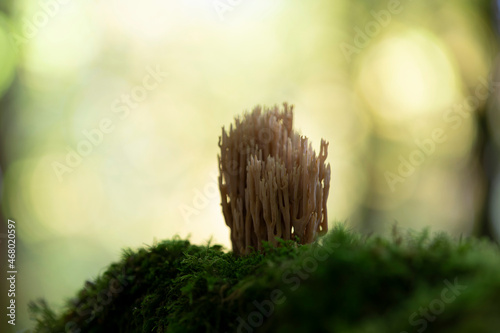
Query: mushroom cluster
218 103 331 255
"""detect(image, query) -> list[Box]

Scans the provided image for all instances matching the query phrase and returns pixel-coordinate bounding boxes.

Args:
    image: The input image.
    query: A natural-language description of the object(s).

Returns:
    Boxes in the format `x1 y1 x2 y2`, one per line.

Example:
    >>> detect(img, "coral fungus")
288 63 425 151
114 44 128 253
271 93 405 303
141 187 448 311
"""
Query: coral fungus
218 103 331 255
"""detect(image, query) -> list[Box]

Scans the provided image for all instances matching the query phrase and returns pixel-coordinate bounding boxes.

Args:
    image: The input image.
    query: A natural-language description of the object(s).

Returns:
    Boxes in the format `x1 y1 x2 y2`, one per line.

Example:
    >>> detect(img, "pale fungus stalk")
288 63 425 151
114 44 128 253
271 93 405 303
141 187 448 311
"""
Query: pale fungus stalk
218 103 331 255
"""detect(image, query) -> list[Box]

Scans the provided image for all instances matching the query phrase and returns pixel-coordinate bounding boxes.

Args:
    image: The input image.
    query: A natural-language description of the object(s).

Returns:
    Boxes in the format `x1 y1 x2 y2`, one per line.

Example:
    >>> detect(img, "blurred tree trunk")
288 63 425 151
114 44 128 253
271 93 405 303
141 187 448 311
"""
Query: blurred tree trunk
0 3 16 225
475 106 497 241
474 0 500 242
0 5 16 333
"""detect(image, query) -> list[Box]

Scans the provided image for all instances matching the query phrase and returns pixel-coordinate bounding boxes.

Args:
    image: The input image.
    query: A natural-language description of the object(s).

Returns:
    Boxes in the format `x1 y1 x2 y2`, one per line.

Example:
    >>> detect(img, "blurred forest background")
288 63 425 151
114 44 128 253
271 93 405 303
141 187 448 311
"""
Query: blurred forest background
1 0 500 331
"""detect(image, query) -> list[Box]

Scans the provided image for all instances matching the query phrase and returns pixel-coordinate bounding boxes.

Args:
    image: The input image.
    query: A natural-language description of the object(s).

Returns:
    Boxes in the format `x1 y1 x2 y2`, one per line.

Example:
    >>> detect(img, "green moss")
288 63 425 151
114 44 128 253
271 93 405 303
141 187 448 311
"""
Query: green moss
29 225 500 333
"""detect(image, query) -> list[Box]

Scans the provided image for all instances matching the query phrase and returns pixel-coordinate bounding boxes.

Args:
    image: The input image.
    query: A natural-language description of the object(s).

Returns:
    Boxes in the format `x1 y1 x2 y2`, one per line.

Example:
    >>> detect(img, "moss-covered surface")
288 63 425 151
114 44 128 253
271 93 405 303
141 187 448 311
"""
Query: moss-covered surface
29 225 500 332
